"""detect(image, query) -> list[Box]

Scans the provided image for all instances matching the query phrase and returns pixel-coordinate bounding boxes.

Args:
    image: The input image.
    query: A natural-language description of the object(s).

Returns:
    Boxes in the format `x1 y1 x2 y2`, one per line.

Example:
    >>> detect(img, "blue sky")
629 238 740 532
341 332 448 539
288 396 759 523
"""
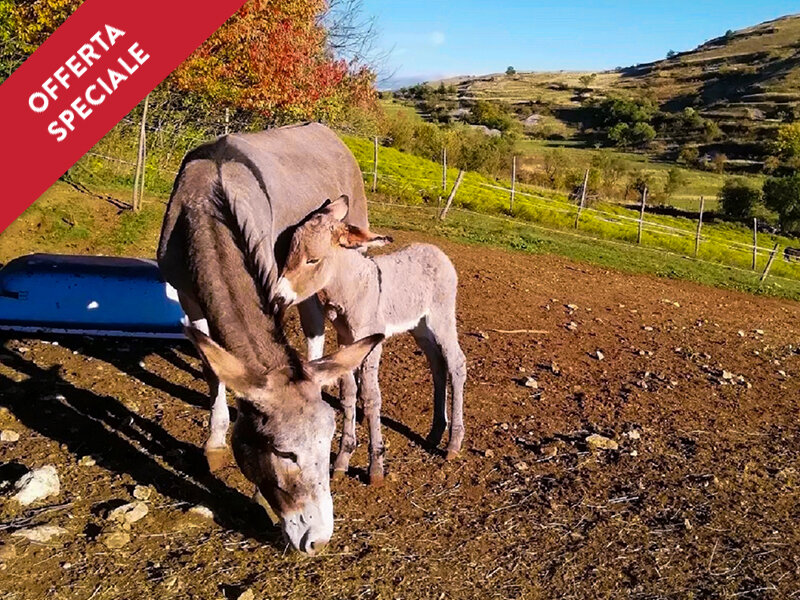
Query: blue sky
361 1 800 87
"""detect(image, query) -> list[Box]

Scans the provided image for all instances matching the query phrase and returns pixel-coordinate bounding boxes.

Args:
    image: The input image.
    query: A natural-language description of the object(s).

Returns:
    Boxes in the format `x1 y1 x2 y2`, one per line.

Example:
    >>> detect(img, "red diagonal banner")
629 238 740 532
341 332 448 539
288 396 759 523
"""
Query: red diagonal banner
0 0 247 233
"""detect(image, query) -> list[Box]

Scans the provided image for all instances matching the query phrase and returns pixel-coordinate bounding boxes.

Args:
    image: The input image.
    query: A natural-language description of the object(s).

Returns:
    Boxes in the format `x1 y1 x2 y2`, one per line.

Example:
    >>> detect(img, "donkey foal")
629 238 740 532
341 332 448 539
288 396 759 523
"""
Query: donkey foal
275 196 466 484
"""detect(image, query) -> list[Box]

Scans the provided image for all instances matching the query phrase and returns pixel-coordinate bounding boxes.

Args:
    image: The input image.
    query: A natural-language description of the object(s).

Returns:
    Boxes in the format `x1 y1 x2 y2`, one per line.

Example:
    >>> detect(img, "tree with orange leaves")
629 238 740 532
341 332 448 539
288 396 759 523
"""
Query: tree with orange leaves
173 0 376 124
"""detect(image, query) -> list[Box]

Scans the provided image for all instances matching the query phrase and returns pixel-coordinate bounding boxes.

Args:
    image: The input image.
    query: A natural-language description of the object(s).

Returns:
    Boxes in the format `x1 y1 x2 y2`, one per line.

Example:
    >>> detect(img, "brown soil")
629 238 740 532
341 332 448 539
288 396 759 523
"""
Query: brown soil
2 229 800 599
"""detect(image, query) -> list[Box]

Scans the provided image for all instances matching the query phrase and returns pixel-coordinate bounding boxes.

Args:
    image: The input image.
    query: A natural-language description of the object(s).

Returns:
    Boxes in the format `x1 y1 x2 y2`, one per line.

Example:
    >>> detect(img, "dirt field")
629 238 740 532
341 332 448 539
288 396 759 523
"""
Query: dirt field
2 229 800 599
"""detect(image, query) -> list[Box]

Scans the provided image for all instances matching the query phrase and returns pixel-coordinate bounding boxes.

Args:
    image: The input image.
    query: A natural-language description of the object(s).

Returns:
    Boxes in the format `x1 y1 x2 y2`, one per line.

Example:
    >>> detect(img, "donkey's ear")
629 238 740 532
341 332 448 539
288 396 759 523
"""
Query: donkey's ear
184 326 264 394
320 194 349 221
337 224 393 249
304 334 384 386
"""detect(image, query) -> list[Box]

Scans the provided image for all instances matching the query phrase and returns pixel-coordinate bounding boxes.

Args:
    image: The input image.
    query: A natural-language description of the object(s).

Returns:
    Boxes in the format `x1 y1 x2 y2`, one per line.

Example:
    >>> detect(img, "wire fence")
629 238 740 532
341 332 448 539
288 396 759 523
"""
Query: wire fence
70 126 800 285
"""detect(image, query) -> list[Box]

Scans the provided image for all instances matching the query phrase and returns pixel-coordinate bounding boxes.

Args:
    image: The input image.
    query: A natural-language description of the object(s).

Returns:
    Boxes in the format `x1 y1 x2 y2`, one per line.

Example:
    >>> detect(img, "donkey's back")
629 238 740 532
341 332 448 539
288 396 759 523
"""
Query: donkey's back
158 122 368 295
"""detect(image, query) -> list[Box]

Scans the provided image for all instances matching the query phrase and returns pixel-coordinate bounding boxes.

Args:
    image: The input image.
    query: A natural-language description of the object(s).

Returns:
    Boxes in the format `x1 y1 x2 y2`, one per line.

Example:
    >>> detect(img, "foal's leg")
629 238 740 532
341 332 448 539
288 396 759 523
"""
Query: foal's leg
358 342 385 485
412 320 449 448
179 293 229 471
332 368 358 478
429 313 466 460
298 295 326 360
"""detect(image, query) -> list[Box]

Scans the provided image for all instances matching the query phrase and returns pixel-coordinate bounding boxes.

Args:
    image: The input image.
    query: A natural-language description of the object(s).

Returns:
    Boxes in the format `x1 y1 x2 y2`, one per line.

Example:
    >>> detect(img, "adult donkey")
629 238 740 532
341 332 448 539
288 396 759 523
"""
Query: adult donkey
158 123 380 554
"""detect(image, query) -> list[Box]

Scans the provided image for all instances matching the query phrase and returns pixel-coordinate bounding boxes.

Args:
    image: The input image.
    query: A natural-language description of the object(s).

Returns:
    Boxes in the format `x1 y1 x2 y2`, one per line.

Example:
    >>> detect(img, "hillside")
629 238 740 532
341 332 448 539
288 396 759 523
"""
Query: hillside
414 14 800 167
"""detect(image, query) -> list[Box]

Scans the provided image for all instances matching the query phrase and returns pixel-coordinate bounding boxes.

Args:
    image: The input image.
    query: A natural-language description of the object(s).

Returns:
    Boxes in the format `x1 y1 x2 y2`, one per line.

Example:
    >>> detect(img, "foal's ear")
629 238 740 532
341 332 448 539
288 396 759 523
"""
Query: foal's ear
337 224 393 250
184 326 264 394
304 334 384 386
320 194 349 221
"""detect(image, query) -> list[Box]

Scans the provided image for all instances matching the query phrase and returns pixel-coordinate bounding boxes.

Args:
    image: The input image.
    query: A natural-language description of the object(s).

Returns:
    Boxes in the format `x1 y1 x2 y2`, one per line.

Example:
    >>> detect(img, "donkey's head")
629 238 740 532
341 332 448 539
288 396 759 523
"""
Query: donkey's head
274 195 392 307
185 326 382 554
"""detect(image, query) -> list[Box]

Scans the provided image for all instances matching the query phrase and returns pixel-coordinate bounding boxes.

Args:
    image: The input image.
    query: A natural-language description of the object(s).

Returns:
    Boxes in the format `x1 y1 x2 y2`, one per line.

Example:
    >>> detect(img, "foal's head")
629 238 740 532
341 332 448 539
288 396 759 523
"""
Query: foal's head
274 195 392 308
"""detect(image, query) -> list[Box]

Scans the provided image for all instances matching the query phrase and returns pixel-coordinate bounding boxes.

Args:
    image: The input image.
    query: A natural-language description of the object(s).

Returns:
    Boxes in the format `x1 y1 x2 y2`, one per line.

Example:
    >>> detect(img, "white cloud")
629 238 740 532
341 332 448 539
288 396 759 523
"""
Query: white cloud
429 31 445 46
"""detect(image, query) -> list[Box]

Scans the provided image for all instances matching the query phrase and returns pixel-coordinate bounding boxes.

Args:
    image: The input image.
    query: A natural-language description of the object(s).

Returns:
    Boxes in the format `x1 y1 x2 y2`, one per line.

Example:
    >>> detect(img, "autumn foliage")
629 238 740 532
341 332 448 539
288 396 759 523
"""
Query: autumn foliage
1 0 377 124
173 0 377 124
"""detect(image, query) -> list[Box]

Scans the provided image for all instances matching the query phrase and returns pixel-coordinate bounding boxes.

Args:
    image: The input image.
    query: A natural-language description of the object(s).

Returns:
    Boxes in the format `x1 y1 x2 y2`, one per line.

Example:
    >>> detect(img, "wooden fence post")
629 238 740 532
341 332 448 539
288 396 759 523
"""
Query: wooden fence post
510 156 516 213
132 93 149 212
752 218 758 270
442 147 447 191
439 170 465 221
637 186 648 244
760 243 779 282
694 196 704 257
372 136 378 193
574 168 589 229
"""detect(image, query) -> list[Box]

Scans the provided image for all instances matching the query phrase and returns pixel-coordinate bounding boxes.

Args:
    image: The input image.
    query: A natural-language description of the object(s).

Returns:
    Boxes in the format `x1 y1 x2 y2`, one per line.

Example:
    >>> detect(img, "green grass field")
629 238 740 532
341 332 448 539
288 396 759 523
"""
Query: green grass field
343 135 800 283
5 179 800 303
513 139 742 211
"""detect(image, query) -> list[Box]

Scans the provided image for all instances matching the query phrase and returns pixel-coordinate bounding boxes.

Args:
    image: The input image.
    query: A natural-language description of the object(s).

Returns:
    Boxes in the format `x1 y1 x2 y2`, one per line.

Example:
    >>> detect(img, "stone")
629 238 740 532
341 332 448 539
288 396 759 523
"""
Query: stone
237 590 255 600
523 377 539 389
132 485 152 501
12 466 59 505
109 502 149 525
484 449 495 458
625 429 641 440
11 525 67 543
99 530 130 549
722 370 734 380
188 505 214 520
565 321 578 331
79 455 97 467
1 430 20 442
594 350 605 361
586 434 618 451
514 461 529 472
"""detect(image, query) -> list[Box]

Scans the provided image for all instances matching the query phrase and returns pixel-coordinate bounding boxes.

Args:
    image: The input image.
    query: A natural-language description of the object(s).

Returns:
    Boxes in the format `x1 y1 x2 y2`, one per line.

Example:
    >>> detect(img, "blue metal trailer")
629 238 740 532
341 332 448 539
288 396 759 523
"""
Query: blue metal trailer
0 254 185 339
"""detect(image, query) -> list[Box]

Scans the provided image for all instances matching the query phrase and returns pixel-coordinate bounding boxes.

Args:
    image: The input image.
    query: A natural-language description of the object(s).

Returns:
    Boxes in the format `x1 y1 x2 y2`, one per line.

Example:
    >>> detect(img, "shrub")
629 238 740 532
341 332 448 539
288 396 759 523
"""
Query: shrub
719 177 762 220
763 172 800 230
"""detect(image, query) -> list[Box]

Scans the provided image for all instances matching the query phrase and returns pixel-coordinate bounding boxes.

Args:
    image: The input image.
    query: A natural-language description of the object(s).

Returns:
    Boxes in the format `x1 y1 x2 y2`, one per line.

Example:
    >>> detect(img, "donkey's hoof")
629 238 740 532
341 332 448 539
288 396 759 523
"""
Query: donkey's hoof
204 447 229 472
445 448 460 461
332 469 346 481
368 472 385 487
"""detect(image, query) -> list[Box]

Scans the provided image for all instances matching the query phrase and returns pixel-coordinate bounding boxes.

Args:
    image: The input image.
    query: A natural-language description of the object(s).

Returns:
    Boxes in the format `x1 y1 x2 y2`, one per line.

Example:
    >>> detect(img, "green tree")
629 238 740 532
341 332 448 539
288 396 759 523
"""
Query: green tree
678 145 700 166
631 122 656 147
666 50 677 59
763 173 800 229
664 167 689 198
775 121 800 160
506 66 516 76
719 177 762 219
469 100 517 133
711 153 727 174
578 73 596 89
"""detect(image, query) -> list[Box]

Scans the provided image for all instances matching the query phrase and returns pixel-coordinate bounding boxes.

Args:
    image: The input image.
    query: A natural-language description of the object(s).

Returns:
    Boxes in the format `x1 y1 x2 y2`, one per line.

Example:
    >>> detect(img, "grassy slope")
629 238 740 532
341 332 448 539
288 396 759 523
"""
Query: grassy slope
6 165 800 301
342 136 800 282
417 14 800 209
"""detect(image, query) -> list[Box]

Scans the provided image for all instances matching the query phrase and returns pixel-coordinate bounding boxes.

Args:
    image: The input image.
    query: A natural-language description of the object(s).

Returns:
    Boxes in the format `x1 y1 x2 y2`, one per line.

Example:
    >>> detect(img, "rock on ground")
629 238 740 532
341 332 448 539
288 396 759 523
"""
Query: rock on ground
12 466 60 505
586 434 619 451
188 505 214 520
11 525 67 543
108 501 149 525
1 430 20 442
98 530 131 549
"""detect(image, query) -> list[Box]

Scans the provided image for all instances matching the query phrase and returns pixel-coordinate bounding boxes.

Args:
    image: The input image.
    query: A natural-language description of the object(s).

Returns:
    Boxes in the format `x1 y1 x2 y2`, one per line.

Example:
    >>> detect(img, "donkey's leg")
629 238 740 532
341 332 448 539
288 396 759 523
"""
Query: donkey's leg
332 369 358 478
298 295 326 361
358 343 385 485
429 313 466 460
179 293 229 471
412 320 449 448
